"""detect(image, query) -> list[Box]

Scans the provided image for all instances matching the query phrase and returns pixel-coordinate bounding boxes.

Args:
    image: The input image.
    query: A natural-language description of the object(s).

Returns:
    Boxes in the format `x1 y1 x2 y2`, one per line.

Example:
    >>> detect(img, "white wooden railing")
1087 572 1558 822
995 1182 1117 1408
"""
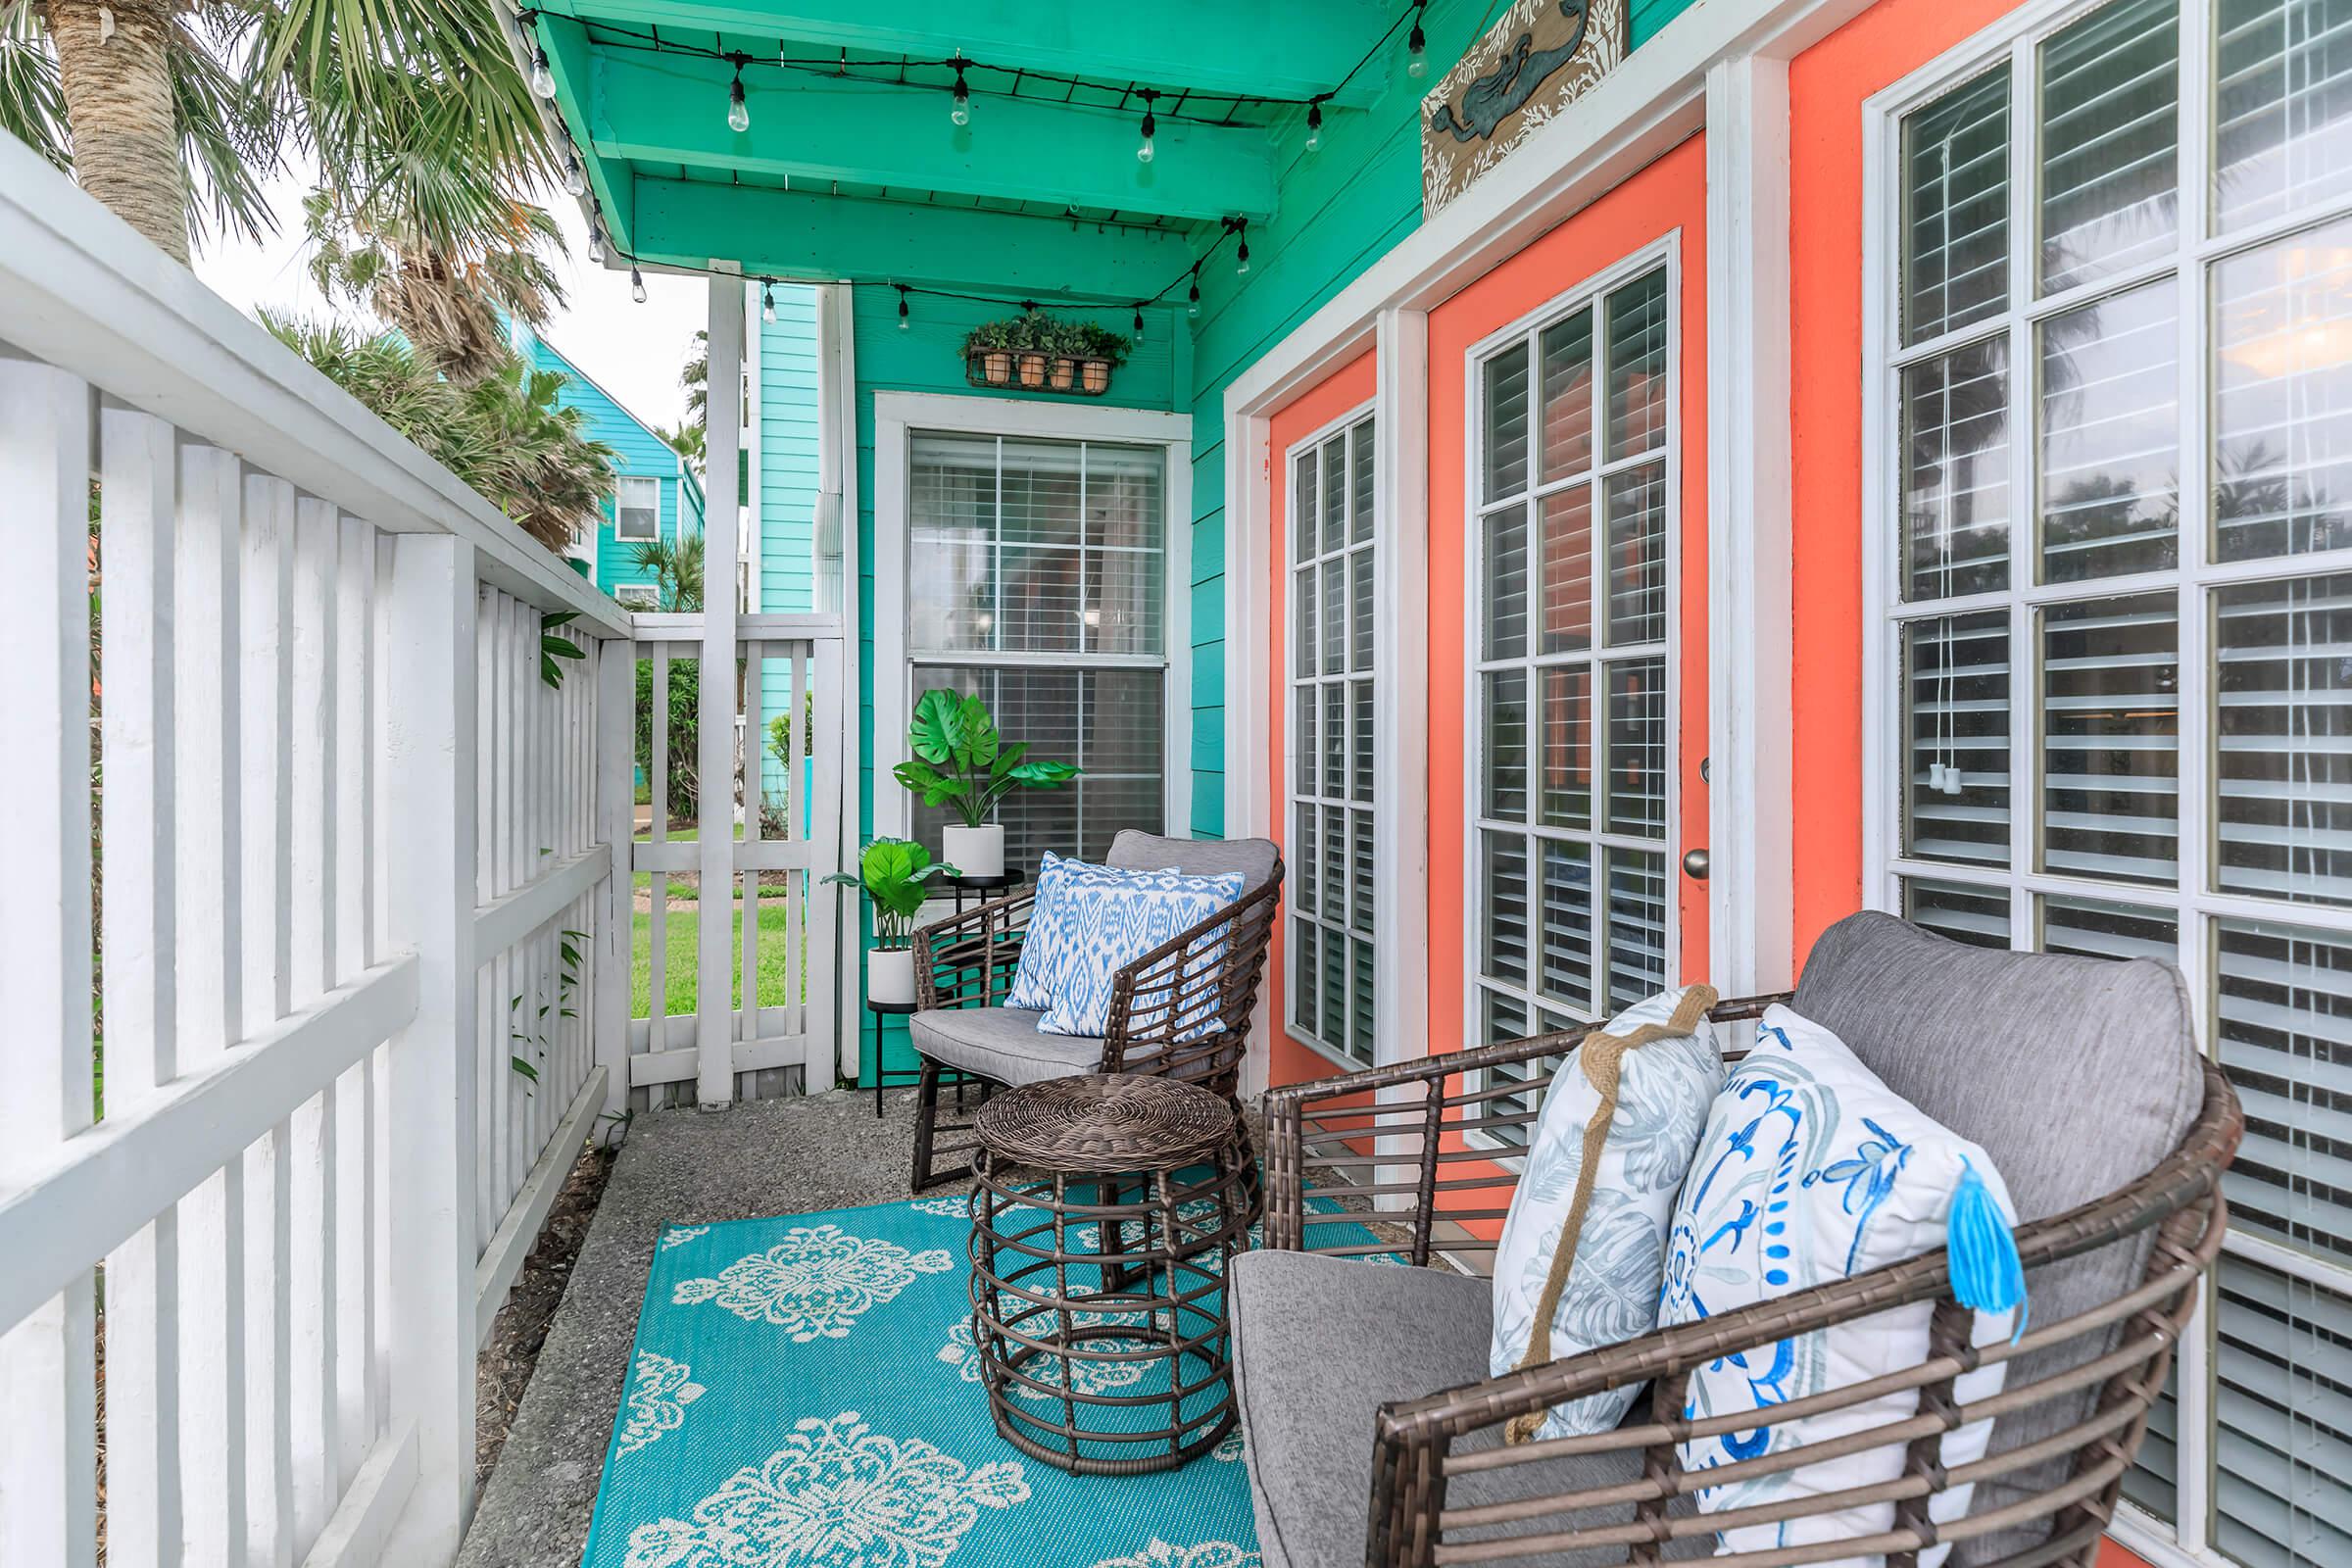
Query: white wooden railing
0 136 844 1566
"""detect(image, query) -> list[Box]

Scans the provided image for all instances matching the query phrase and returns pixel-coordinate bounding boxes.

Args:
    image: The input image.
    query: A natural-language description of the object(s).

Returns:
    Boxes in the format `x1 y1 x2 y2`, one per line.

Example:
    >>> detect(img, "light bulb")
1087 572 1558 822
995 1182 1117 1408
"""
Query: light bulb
1133 308 1145 333
1187 278 1200 318
630 267 646 304
1236 237 1250 275
727 76 750 133
898 290 911 330
530 48 556 100
564 152 586 197
1305 102 1324 153
1407 18 1428 78
1138 108 1156 165
951 66 971 127
761 285 776 323
587 224 606 265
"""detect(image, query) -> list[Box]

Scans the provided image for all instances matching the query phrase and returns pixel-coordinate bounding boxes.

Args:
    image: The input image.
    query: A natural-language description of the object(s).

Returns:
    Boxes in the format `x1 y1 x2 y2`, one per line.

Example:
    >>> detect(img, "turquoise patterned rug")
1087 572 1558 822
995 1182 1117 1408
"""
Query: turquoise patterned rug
582 1192 1397 1568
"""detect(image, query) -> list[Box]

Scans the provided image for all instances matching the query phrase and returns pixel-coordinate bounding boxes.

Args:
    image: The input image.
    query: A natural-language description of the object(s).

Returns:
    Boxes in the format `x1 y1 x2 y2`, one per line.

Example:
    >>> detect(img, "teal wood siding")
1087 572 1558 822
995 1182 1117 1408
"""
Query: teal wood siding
524 334 693 598
850 289 1184 1081
1177 0 1699 834
758 282 824 804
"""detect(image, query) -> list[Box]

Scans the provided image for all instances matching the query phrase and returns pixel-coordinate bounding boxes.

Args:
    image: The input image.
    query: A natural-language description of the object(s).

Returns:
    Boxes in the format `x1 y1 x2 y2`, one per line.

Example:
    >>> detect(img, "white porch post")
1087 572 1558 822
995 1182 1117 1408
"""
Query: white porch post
1704 54 1796 996
380 533 479 1559
698 276 746 1109
595 638 634 1121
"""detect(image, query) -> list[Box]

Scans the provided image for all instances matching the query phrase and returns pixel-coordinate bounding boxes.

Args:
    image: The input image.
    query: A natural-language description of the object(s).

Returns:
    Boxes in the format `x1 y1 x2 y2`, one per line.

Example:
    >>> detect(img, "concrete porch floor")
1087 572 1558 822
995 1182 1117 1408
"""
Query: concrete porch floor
458 1085 962 1568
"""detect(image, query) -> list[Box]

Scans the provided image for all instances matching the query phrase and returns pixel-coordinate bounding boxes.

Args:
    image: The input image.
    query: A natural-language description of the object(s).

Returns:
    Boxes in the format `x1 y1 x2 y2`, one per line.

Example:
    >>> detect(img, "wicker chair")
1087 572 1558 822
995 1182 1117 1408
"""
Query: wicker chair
1232 911 2241 1568
905 830 1282 1191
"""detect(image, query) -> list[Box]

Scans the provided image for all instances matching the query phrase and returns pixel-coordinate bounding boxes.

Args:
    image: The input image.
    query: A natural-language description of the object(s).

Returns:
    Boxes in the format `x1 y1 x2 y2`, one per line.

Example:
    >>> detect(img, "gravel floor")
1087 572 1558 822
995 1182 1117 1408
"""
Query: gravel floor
457 1085 961 1568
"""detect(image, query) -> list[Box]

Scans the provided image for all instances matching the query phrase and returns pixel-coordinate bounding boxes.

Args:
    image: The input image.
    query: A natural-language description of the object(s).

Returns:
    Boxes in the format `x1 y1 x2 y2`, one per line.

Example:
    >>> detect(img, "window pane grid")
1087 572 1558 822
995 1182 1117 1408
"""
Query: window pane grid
1885 4 2352 1559
1473 257 1675 1128
1289 415 1378 1066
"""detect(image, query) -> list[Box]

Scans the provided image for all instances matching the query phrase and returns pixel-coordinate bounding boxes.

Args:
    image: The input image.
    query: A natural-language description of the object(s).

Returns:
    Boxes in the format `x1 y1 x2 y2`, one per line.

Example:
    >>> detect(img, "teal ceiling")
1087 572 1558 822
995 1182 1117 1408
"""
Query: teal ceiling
522 0 1410 304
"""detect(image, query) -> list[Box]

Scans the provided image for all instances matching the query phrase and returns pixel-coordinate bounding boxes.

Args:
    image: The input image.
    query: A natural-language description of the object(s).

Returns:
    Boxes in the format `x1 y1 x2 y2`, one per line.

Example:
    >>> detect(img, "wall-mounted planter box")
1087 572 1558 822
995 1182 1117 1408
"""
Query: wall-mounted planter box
966 350 1114 397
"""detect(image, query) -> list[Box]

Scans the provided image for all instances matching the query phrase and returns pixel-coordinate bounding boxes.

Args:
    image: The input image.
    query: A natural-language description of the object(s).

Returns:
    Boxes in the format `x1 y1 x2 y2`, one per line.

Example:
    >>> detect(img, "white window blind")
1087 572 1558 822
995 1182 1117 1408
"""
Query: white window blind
1289 414 1379 1066
1472 257 1676 1135
1879 2 2352 1562
905 432 1168 867
615 474 660 541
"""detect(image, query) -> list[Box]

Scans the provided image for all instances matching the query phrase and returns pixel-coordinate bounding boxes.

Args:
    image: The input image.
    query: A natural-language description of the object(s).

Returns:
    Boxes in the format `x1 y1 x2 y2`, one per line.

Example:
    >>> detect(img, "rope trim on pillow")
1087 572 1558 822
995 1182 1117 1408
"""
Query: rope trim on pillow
1504 983 1720 1445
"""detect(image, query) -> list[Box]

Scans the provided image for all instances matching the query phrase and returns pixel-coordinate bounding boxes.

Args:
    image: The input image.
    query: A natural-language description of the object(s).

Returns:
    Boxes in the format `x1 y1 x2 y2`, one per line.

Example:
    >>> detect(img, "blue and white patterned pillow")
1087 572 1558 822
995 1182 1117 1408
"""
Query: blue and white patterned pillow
1004 852 1173 1013
1030 866 1246 1039
1659 1004 2026 1568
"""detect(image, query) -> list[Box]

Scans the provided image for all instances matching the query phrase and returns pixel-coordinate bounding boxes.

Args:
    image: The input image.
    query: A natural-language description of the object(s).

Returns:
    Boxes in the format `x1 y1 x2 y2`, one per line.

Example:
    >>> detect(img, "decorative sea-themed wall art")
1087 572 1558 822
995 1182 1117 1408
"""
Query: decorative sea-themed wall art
1421 0 1627 214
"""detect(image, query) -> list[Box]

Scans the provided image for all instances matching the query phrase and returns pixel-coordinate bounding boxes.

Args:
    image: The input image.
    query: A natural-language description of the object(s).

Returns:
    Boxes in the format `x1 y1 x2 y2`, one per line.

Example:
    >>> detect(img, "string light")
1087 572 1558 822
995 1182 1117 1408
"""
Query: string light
1137 90 1157 165
1133 306 1145 333
1233 220 1250 275
564 151 587 196
529 47 557 99
1187 263 1201 318
950 57 971 126
1305 100 1325 153
631 266 647 304
898 286 911 329
726 55 751 132
1407 2 1429 78
587 221 607 265
761 281 777 322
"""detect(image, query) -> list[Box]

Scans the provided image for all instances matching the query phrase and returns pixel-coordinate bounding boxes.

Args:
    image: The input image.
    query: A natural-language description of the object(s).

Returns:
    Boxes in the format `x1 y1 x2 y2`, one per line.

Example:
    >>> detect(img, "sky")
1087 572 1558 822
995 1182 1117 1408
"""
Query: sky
192 167 712 432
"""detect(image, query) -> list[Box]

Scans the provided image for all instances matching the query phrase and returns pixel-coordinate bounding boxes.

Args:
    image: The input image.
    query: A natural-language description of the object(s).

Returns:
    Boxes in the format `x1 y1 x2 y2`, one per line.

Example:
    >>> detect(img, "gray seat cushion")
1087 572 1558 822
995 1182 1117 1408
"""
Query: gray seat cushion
1790 909 2203 1562
1230 1251 1705 1568
906 1004 1102 1087
1105 829 1279 895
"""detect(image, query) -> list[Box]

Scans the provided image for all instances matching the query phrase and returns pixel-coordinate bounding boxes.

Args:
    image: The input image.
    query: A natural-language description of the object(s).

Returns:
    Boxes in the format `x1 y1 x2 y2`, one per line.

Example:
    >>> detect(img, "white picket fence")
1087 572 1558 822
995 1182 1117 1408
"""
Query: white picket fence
0 136 845 1566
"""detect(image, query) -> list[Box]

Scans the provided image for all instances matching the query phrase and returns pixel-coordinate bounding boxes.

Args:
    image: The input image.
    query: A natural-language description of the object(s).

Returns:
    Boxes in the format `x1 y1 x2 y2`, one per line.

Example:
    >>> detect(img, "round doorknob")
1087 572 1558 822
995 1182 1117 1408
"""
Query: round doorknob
1683 848 1709 881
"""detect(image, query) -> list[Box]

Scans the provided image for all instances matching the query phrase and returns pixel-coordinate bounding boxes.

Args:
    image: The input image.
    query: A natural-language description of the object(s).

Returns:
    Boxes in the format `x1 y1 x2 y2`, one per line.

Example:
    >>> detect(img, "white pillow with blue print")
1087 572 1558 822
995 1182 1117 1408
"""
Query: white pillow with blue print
1487 984 1726 1444
1004 852 1174 1014
1030 865 1245 1039
1659 1004 2028 1568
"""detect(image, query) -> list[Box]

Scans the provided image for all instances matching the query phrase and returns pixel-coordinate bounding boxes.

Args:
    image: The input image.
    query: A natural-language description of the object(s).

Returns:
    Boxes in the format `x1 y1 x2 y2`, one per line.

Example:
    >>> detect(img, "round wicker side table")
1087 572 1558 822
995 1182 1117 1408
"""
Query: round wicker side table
967 1073 1254 1476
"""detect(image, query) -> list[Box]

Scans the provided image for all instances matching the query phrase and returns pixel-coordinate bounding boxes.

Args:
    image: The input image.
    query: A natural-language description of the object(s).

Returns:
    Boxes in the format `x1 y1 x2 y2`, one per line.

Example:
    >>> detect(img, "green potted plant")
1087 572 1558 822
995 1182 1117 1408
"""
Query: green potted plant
823 837 954 1004
1009 314 1051 388
892 688 1079 878
1076 323 1132 394
1041 319 1085 391
961 319 1015 386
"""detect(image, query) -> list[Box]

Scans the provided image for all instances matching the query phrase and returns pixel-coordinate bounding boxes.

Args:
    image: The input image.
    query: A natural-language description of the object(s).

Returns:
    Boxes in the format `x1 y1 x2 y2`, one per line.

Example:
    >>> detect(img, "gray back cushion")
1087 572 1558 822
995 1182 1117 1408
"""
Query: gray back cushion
1791 910 2203 1561
1105 829 1280 894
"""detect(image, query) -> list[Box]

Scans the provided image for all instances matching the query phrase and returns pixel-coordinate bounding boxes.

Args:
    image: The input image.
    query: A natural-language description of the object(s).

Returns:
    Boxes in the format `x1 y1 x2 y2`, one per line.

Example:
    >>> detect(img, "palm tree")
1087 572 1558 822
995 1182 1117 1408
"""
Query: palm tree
3 2 552 280
681 327 709 423
626 533 706 613
656 419 706 475
265 311 614 551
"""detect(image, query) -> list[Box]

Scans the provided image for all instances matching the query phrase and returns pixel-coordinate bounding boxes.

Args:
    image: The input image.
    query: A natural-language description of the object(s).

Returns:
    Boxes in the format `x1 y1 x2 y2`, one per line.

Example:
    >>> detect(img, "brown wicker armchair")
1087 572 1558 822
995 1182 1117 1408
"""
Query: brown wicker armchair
904 830 1282 1190
1234 912 2241 1568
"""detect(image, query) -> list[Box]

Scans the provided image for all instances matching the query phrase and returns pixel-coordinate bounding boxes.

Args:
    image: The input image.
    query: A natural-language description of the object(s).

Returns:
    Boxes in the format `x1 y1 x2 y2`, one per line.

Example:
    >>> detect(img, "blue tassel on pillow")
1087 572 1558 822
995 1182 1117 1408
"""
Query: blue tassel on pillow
1948 1158 2028 1341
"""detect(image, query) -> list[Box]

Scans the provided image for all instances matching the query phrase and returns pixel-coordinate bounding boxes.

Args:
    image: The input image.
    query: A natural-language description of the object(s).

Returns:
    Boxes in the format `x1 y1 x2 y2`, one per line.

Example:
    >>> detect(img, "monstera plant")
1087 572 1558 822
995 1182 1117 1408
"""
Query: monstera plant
892 688 1080 879
823 837 955 1004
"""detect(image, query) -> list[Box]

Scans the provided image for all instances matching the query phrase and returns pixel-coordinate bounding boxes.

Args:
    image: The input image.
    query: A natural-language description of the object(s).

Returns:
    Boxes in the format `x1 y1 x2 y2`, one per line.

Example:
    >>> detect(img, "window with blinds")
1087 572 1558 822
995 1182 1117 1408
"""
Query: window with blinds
1472 259 1675 1129
905 432 1168 866
1879 2 2352 1561
1288 414 1377 1066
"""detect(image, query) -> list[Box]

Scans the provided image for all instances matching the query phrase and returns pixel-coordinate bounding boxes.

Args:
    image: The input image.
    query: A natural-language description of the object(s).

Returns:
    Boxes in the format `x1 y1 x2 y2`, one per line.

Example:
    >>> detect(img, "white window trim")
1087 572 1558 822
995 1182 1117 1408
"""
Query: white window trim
1461 233 1685 1087
1283 398 1380 1071
612 583 660 610
870 390 1194 849
1861 7 2352 1564
614 473 662 542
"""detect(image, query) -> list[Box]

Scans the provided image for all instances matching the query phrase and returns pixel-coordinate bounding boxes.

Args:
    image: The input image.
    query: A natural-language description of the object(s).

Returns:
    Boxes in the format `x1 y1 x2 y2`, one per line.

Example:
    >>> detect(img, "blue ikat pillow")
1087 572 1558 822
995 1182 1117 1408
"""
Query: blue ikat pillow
1004 851 1176 1013
1031 865 1246 1040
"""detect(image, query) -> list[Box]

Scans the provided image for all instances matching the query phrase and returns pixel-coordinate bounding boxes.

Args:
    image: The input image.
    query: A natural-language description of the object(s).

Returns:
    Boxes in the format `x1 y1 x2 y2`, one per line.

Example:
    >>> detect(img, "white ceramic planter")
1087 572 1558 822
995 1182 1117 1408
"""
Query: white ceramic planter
868 947 917 1006
942 822 1005 880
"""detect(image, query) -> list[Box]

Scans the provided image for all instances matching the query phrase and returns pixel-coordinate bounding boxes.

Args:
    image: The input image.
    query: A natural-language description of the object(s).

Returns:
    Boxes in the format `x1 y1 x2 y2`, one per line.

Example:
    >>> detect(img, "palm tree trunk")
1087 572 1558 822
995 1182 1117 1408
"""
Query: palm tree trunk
41 0 187 263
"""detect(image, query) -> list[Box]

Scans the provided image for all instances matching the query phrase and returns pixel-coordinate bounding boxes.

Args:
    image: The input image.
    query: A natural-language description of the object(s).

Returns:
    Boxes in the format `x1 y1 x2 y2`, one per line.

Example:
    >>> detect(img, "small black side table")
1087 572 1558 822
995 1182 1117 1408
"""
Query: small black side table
943 866 1026 912
863 997 922 1116
864 867 1025 1117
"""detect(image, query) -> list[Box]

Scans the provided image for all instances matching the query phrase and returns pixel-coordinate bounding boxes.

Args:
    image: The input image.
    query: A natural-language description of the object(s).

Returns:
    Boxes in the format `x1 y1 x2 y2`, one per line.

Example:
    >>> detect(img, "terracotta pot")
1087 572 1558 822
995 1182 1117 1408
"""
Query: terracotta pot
1048 356 1076 391
1081 359 1111 394
982 350 1012 385
1016 350 1048 387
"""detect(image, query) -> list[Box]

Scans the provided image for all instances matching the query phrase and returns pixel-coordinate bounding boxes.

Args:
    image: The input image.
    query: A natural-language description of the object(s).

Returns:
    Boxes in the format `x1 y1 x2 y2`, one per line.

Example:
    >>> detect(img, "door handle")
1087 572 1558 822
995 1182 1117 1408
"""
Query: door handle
1683 848 1709 882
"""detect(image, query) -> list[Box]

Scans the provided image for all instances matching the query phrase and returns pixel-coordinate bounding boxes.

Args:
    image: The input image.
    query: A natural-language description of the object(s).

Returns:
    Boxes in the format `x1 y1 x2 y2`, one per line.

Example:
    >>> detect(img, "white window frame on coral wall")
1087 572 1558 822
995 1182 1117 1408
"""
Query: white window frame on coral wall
1862 3 2352 1566
1284 399 1380 1070
1462 232 1683 1144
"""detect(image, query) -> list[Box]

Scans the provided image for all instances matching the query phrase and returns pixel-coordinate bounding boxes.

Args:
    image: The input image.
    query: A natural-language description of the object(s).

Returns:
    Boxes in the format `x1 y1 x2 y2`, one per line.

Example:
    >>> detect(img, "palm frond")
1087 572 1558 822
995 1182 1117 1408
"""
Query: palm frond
0 2 70 173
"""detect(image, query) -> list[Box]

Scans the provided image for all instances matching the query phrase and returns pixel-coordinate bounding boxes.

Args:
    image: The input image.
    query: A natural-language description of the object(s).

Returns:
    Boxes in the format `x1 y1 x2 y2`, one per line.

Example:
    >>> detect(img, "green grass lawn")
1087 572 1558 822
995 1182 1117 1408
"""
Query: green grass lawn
631 903 805 1018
